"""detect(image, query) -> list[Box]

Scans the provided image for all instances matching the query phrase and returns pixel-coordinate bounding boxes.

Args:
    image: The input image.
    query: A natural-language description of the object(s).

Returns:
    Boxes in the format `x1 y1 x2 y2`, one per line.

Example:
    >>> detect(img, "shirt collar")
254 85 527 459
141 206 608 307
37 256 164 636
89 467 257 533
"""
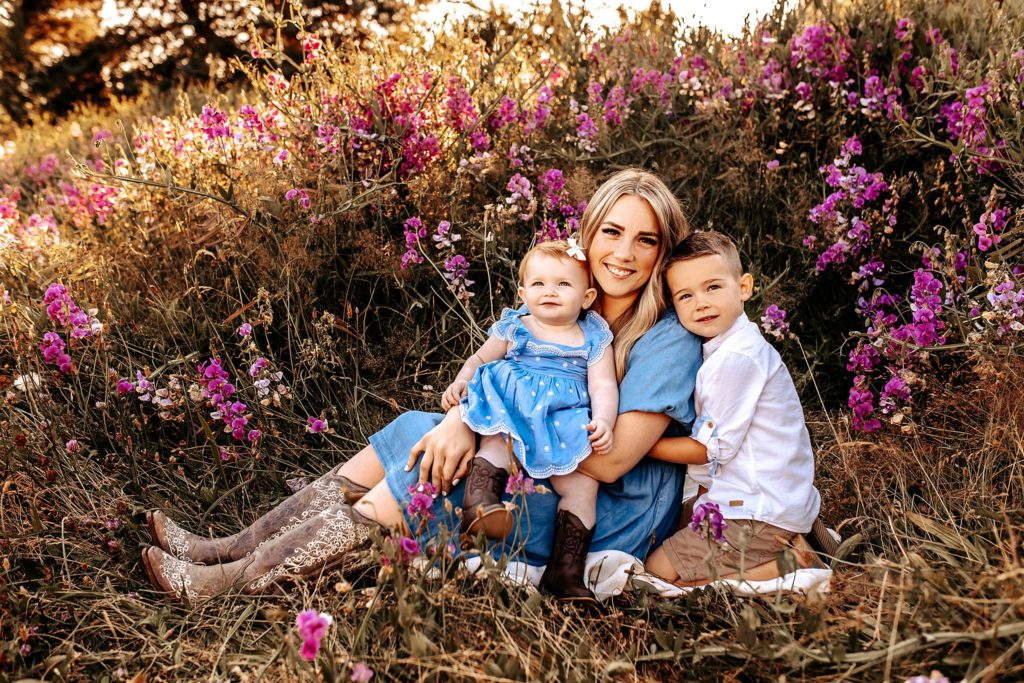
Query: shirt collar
702 313 751 359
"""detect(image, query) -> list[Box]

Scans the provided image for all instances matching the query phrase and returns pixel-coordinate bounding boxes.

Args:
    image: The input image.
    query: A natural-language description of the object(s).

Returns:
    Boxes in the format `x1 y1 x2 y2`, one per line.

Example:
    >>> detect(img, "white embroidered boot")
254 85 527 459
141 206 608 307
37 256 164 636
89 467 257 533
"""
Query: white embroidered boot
142 503 372 600
147 464 370 564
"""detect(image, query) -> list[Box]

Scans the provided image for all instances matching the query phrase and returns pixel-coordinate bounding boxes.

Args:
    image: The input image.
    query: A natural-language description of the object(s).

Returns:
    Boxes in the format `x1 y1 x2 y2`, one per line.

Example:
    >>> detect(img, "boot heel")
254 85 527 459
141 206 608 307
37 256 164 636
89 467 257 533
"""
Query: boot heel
460 458 511 538
540 509 598 605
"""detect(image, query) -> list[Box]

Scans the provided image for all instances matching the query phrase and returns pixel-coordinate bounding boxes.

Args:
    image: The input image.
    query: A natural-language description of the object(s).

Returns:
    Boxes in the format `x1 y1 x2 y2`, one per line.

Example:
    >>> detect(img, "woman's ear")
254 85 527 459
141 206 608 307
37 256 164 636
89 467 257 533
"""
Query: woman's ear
582 287 598 310
739 273 754 301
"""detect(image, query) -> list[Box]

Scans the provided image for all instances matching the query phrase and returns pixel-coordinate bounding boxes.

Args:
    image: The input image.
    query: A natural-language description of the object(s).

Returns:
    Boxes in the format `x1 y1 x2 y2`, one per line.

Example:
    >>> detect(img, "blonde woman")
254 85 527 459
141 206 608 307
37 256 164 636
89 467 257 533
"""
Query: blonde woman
143 169 702 600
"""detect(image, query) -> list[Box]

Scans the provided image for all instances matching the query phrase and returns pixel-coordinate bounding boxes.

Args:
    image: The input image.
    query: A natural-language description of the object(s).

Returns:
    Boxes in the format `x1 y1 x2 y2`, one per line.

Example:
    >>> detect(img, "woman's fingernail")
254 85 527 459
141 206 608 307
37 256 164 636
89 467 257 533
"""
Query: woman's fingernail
452 478 460 487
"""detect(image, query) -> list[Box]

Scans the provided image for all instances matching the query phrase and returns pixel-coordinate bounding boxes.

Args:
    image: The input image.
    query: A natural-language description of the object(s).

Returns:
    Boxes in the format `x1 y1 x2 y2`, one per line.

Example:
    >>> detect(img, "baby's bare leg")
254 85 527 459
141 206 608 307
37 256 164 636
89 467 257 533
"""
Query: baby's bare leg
549 470 598 528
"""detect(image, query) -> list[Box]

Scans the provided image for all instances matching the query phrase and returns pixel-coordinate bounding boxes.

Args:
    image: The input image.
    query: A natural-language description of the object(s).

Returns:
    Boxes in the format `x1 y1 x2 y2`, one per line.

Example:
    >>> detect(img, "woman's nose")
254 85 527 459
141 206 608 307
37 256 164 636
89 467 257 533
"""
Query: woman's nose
612 238 635 261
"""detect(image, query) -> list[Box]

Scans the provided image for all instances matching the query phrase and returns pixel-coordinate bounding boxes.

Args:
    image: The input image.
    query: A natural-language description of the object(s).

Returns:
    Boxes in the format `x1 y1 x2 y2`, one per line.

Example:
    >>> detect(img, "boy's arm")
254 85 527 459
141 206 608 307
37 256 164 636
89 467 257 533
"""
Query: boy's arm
441 335 509 409
649 436 708 465
586 351 618 426
697 352 766 472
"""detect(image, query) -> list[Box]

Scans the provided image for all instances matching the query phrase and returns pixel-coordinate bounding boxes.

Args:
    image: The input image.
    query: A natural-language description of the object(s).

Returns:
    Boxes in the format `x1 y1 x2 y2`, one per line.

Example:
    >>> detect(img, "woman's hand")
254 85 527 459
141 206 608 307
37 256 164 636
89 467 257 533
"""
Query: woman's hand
441 379 468 411
405 407 476 494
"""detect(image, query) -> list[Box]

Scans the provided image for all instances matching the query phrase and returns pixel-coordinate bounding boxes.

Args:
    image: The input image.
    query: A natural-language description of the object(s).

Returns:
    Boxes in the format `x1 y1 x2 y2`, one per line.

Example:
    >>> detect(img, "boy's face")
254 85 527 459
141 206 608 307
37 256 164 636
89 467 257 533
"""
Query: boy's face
665 254 753 338
518 253 597 326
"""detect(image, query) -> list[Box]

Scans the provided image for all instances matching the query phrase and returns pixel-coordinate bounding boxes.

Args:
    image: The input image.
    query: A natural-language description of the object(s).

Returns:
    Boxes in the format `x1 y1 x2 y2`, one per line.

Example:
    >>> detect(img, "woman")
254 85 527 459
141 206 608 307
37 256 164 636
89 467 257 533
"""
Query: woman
142 169 702 599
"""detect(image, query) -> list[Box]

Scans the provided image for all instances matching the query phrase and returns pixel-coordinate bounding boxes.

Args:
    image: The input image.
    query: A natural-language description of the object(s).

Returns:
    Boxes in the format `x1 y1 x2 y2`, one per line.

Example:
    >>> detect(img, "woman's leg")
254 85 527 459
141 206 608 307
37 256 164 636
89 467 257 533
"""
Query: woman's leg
540 472 599 602
150 444 387 563
144 467 414 599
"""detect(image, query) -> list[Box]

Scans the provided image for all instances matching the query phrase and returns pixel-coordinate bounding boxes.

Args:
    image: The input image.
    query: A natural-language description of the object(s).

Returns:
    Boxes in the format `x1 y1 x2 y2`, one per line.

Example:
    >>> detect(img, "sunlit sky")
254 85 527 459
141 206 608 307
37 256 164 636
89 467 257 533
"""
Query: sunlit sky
421 0 792 36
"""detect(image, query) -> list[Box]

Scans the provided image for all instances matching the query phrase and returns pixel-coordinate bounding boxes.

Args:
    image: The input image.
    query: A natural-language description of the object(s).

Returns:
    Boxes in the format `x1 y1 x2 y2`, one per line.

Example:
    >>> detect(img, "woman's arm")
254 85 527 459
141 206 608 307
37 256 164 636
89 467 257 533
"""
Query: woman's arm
406 407 477 494
648 436 707 465
575 410 671 483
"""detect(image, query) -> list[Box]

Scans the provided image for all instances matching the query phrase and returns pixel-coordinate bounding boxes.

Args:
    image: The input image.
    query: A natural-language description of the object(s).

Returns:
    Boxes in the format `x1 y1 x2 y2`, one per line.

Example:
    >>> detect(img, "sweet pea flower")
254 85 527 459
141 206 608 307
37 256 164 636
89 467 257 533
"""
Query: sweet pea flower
295 610 333 661
351 663 374 682
690 502 727 542
238 323 252 337
307 416 328 433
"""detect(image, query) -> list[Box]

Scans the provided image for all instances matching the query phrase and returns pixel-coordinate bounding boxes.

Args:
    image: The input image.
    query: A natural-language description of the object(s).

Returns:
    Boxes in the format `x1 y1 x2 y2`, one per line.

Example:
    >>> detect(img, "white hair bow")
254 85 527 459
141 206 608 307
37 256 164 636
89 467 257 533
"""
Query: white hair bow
566 237 586 261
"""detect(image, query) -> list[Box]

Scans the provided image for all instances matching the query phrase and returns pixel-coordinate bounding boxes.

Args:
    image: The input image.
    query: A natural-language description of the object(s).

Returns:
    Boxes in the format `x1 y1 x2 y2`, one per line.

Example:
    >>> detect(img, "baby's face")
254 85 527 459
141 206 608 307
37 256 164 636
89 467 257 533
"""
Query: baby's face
518 253 596 326
665 254 753 338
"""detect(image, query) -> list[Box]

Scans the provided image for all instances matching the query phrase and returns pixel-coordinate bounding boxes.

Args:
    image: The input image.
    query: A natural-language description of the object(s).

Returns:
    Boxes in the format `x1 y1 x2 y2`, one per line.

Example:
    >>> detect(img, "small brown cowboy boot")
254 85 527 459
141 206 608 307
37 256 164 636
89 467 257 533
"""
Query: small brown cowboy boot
460 457 513 539
540 509 598 604
147 464 370 564
142 502 371 600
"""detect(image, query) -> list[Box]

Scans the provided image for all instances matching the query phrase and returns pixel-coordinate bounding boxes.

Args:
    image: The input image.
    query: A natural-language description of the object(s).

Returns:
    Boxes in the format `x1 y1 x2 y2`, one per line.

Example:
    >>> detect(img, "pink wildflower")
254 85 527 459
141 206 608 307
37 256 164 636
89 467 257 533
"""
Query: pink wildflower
295 610 333 661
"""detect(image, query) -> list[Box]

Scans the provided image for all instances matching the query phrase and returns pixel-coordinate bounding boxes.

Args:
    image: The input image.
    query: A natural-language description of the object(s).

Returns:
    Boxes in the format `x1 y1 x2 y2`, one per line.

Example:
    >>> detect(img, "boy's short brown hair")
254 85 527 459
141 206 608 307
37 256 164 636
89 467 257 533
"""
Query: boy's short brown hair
663 230 744 278
518 240 592 285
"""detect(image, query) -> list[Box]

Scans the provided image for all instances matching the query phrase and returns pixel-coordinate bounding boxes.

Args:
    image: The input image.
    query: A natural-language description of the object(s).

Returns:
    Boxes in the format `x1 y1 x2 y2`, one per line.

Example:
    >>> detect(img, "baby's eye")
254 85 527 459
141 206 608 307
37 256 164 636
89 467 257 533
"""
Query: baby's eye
558 281 572 287
530 281 545 287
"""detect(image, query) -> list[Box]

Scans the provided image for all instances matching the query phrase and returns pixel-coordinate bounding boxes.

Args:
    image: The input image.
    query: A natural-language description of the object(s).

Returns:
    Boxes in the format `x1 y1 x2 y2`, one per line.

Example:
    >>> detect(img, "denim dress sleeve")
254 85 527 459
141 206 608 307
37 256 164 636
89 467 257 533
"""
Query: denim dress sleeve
368 310 703 565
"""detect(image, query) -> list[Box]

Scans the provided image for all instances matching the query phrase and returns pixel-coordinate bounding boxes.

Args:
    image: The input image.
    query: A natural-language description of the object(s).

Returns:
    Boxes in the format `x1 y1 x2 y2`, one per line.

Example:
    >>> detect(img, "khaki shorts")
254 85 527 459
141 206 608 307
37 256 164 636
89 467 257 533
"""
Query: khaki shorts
660 519 797 582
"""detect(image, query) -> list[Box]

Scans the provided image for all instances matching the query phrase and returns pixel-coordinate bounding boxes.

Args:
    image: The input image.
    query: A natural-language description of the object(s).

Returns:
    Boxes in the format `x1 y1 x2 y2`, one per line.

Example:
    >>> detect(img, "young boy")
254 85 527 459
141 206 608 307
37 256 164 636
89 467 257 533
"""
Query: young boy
645 231 822 586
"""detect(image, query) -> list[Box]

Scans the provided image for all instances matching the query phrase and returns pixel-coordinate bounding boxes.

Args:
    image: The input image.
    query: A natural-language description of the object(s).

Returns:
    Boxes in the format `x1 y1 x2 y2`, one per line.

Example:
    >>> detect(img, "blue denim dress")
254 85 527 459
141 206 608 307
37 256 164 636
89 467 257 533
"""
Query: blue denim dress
460 306 613 478
369 311 701 565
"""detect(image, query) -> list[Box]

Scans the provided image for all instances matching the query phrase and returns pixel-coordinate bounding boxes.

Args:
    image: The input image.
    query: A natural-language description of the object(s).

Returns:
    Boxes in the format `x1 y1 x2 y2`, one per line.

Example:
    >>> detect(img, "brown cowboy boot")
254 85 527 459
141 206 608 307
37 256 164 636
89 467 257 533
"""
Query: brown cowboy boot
147 464 371 564
540 509 597 604
142 502 372 600
460 457 513 539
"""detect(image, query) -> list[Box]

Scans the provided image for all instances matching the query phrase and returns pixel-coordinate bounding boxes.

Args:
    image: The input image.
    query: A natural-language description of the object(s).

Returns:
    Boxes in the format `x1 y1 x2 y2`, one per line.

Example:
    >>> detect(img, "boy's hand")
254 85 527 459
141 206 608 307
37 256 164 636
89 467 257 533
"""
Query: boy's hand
586 418 614 454
441 380 468 411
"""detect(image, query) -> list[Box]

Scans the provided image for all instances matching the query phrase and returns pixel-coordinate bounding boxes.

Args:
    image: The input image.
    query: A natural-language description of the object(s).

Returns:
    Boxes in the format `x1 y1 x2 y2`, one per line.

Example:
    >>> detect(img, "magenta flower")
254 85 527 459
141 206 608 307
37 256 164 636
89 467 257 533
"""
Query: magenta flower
116 378 134 394
406 481 437 520
238 323 252 337
505 469 536 495
65 439 81 454
399 536 420 558
247 429 262 443
766 159 780 170
690 502 727 543
760 304 790 340
306 416 328 433
351 662 374 682
295 609 333 661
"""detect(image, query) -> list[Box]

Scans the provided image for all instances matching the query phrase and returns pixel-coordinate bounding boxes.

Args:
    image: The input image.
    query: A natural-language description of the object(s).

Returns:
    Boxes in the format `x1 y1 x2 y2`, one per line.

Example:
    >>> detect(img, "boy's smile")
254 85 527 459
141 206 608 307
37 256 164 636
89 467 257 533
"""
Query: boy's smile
665 254 753 339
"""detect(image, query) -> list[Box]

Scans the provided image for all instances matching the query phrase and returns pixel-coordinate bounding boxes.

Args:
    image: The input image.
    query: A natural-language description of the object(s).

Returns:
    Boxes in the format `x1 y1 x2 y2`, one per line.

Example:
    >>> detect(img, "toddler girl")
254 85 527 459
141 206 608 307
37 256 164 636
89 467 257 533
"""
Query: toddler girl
441 239 617 602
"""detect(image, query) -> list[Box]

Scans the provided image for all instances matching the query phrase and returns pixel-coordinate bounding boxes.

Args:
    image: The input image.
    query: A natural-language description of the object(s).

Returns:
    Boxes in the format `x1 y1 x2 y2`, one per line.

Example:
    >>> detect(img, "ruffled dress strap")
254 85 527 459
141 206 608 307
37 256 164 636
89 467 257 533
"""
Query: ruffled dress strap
487 305 531 352
580 310 614 366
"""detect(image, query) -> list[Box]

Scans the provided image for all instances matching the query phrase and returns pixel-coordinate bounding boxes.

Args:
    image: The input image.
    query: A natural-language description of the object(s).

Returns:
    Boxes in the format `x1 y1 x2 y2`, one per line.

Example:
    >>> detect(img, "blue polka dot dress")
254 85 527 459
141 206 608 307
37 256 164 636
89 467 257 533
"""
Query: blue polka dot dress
459 305 614 478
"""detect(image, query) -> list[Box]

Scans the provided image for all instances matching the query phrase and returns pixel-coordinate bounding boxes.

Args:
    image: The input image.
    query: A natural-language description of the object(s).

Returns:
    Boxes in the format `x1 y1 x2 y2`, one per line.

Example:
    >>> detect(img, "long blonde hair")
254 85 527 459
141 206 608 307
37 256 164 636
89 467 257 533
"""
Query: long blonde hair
579 169 689 380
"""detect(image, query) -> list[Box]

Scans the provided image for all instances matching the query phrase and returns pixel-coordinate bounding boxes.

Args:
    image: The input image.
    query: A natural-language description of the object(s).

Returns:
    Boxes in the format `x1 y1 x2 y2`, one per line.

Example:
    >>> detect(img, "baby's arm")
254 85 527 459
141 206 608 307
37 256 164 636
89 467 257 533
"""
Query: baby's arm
441 335 509 410
585 351 618 454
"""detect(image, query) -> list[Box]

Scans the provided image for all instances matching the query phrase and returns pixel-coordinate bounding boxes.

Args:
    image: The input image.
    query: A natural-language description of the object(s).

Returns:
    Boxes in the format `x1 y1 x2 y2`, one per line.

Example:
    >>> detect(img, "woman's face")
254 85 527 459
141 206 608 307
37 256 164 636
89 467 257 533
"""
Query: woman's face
587 194 662 308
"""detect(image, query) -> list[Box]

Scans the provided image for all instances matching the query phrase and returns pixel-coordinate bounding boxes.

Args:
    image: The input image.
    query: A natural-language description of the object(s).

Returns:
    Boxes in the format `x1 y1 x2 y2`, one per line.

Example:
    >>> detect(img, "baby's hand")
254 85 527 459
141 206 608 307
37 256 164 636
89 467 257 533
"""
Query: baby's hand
441 379 469 411
586 418 614 454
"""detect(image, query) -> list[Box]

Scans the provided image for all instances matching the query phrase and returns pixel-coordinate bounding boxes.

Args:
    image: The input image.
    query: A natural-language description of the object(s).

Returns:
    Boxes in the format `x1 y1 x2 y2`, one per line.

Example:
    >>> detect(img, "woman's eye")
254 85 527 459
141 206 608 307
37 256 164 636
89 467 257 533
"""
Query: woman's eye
640 237 659 246
601 227 620 236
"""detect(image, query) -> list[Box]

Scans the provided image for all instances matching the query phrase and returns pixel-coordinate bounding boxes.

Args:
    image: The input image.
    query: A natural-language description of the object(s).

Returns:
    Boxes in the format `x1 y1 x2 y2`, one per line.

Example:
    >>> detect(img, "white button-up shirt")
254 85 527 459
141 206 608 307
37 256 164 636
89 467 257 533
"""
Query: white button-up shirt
689 314 820 533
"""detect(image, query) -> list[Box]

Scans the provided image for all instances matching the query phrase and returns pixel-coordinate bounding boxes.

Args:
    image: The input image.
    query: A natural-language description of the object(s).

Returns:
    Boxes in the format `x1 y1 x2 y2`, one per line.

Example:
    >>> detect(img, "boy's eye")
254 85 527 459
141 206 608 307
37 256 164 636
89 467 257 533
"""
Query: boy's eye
707 284 721 291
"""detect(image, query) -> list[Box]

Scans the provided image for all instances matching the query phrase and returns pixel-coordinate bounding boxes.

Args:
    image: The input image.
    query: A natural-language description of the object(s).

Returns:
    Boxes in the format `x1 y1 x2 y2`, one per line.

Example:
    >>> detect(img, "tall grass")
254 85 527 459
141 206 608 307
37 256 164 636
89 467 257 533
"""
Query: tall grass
1 0 1023 679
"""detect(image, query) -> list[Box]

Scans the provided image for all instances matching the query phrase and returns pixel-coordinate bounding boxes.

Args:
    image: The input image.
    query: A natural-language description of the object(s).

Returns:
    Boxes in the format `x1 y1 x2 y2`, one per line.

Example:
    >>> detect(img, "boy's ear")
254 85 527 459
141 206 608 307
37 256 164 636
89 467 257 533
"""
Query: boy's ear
582 287 598 310
739 273 754 301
